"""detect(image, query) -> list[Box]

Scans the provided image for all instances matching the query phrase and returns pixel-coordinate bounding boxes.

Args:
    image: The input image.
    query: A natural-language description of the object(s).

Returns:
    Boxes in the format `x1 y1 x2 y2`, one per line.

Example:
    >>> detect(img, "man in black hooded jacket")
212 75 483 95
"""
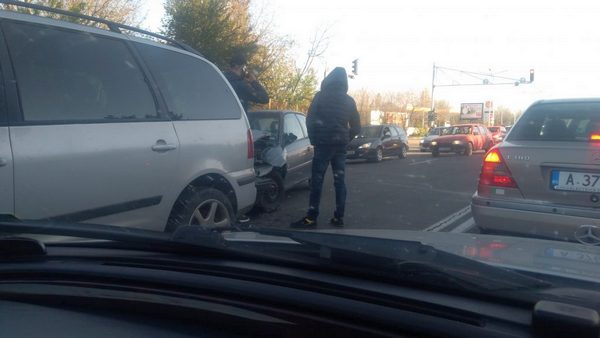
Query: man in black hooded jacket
291 67 361 227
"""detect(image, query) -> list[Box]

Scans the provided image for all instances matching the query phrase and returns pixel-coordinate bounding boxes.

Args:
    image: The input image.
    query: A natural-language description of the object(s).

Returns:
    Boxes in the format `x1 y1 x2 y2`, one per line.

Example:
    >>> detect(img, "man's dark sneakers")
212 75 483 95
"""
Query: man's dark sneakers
329 217 344 227
290 216 317 228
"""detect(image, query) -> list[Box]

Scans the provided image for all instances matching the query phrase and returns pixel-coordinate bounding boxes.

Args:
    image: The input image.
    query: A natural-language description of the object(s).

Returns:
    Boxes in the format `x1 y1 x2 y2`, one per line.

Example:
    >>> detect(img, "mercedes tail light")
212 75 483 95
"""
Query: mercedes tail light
479 148 518 189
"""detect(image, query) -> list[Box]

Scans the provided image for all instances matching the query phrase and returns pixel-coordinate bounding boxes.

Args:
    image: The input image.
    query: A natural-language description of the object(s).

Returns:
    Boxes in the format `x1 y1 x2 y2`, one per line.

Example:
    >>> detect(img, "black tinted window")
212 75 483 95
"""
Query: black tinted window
136 43 240 120
5 22 157 122
284 114 305 141
508 103 600 142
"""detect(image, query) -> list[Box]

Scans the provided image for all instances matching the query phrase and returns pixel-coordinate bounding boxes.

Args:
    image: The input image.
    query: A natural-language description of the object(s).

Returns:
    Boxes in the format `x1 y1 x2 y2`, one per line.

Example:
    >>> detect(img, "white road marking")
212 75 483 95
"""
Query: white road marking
450 217 476 233
409 159 438 166
425 205 471 232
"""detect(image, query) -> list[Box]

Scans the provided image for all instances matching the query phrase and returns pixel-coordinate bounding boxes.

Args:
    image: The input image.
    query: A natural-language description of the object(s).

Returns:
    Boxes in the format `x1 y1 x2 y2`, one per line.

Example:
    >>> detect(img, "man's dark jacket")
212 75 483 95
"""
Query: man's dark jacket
224 71 269 111
306 67 361 146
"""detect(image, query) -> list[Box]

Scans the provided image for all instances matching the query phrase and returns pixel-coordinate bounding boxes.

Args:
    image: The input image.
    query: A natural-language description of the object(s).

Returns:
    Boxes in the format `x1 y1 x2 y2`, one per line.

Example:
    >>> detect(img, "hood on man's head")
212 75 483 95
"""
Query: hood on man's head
321 67 348 93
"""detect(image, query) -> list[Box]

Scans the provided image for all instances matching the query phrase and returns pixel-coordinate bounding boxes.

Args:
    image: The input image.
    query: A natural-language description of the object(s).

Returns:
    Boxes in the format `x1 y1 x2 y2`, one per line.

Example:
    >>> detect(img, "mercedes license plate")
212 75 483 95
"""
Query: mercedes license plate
551 170 600 193
346 150 355 155
545 248 600 264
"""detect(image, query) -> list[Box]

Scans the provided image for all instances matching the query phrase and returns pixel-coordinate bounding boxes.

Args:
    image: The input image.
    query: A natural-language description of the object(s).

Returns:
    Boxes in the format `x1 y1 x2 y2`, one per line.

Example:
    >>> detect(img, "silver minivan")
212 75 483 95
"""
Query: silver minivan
0 9 256 231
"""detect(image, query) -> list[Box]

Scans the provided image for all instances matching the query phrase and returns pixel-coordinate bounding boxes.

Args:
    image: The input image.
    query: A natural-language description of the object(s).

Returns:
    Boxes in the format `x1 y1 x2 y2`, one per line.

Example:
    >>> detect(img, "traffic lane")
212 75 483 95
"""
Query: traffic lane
250 151 485 230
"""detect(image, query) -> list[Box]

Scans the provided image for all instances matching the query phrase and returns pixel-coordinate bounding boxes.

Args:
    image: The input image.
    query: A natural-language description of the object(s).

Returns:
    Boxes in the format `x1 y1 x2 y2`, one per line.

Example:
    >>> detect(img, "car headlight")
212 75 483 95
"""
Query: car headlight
452 140 463 145
431 141 437 146
419 139 424 144
359 142 372 149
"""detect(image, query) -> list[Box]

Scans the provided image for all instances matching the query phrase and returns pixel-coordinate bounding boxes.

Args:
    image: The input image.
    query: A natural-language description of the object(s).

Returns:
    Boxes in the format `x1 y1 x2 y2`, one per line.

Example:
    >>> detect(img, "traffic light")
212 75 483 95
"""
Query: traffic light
530 69 534 82
352 59 358 76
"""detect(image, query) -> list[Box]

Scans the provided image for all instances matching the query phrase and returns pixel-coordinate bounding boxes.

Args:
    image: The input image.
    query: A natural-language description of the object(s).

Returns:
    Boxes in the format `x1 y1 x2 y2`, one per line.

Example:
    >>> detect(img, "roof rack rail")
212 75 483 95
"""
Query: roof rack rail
0 0 202 56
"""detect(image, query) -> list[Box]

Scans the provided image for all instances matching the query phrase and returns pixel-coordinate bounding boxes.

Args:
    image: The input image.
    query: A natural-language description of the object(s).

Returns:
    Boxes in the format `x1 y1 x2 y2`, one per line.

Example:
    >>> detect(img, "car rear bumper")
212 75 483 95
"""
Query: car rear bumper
472 194 600 242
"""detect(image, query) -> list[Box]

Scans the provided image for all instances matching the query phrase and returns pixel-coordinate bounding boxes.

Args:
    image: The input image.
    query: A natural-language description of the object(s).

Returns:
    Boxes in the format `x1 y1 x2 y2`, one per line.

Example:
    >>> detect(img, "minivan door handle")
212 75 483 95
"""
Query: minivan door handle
0 158 7 167
151 139 177 152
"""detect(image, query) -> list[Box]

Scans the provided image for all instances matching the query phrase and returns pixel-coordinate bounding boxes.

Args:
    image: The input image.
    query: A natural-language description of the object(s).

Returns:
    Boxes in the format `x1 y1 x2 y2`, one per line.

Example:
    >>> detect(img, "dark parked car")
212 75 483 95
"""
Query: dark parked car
247 110 313 192
346 124 409 162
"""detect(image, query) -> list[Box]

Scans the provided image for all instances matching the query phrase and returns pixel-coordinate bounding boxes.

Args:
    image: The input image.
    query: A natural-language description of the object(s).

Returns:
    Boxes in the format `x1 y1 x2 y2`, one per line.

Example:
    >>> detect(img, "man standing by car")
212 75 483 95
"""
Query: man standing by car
291 67 361 228
224 52 269 223
223 52 269 111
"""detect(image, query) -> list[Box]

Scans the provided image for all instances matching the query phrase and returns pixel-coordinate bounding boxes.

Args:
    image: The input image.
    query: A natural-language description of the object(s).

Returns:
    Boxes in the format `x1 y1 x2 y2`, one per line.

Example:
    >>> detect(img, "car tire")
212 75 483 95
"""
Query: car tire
369 147 383 162
399 145 408 159
166 186 235 232
463 143 473 156
432 149 440 157
256 171 285 213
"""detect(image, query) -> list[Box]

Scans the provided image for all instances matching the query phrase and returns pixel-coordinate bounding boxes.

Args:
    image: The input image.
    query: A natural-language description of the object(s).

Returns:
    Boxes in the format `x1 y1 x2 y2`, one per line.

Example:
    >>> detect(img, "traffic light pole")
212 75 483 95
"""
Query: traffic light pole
430 64 534 126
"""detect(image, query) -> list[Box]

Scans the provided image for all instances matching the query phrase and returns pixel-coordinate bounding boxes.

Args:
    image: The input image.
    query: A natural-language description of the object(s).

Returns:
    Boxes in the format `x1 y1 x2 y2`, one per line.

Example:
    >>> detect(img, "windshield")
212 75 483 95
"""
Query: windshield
357 125 382 138
448 126 472 135
2 0 599 297
248 114 280 141
428 127 445 136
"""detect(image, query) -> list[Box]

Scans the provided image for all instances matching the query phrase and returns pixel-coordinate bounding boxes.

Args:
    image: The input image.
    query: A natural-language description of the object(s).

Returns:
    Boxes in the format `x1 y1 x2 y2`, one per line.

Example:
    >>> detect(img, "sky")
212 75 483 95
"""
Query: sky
142 0 600 113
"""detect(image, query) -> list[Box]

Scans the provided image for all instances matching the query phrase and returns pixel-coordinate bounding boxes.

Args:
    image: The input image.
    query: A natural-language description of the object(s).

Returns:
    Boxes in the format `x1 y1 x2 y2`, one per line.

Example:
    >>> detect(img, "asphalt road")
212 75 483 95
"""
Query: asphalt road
251 139 485 233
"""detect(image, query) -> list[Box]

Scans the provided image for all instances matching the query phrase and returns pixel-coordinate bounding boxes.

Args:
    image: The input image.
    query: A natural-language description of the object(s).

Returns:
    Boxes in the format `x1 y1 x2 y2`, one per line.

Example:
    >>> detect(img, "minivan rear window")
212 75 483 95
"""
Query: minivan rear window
508 103 600 142
136 43 241 120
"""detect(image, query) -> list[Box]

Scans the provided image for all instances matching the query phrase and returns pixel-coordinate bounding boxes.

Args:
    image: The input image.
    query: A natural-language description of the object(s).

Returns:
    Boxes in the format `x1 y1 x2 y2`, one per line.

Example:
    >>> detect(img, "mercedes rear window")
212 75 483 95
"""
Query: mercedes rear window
508 103 600 142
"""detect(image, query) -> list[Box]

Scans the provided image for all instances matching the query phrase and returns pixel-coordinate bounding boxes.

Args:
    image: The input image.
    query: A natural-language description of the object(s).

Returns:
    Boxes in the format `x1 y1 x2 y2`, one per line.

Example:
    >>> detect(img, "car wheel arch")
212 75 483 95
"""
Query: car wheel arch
170 173 238 218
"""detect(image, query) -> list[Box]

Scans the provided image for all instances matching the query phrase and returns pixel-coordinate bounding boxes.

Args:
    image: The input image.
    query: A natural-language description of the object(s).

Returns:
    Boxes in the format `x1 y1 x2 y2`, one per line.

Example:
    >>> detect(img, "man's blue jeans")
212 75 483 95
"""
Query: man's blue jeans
307 145 347 220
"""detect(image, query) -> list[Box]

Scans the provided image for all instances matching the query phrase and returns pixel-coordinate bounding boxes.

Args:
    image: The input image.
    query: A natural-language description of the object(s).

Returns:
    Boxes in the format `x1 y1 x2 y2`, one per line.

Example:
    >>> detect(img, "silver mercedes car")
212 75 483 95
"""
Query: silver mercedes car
472 98 600 243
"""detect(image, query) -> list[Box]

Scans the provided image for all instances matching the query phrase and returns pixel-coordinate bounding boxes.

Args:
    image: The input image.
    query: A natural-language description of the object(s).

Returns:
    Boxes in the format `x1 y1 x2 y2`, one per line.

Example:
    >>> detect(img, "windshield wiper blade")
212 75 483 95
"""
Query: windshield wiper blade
0 221 552 291
250 228 552 291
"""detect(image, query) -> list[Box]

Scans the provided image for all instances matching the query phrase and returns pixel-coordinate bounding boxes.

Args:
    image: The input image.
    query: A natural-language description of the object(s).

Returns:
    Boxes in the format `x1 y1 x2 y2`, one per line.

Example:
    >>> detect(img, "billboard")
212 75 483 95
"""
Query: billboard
460 103 484 120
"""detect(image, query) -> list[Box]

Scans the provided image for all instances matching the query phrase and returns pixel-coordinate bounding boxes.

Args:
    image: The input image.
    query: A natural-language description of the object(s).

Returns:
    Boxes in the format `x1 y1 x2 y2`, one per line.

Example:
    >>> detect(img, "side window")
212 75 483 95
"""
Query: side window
136 43 240 120
383 127 392 136
284 114 304 143
4 22 157 122
295 114 308 137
